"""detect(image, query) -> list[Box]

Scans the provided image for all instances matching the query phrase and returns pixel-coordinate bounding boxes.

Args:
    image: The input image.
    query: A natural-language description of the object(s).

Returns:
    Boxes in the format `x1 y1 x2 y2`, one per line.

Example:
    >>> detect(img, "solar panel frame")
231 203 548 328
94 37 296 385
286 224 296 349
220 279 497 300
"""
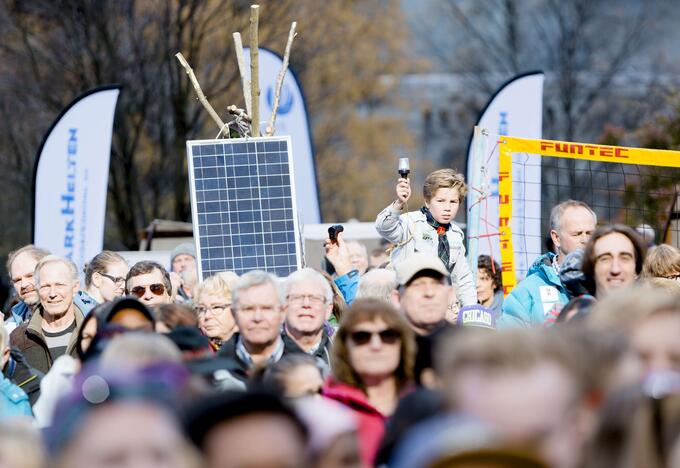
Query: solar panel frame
186 136 303 281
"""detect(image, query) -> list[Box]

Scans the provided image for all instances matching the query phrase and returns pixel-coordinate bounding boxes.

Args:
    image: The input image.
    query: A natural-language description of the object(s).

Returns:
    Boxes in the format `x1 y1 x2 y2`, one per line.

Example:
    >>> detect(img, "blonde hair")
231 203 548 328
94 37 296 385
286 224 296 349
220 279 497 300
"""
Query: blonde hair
423 169 467 202
195 271 239 302
83 250 128 288
641 244 680 279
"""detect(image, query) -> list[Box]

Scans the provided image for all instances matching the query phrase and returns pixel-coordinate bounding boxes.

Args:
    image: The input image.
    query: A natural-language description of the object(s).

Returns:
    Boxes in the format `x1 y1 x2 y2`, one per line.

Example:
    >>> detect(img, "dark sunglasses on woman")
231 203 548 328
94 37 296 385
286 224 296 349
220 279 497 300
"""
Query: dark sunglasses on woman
349 329 400 346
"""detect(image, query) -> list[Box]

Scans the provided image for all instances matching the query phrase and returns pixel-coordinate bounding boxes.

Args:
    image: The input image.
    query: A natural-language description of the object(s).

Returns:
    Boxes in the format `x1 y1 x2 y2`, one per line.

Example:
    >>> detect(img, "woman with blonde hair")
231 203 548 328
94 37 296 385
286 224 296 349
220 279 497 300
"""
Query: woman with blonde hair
194 272 239 351
641 243 680 279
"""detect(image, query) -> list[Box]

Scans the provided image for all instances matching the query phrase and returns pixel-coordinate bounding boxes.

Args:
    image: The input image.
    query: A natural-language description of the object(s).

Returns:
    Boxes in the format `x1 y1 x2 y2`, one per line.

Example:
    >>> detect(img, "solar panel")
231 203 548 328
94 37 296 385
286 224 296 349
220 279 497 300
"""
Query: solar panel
187 136 302 280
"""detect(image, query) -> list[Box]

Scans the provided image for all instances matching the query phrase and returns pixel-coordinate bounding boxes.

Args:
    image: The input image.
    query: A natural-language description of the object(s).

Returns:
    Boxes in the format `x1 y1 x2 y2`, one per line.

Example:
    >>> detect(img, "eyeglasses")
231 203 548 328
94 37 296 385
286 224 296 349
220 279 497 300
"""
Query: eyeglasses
196 304 231 315
349 329 401 346
287 294 327 305
130 283 166 298
100 272 126 286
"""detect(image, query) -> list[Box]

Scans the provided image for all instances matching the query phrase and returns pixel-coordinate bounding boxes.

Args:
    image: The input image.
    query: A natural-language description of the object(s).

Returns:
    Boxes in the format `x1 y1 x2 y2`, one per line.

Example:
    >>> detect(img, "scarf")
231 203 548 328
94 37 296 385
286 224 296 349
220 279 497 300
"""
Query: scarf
421 206 452 271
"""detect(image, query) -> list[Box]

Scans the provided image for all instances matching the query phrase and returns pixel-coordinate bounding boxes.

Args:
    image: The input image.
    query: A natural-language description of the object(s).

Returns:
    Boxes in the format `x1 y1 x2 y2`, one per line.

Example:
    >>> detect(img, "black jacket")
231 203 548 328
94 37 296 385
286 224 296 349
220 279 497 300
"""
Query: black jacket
281 328 332 366
3 348 44 406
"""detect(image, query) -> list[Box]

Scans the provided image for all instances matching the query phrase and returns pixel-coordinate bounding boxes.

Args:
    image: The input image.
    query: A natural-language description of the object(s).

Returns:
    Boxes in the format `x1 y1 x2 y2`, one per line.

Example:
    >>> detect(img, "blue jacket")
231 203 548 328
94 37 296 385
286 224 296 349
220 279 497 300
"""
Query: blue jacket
73 290 98 315
334 269 359 306
499 252 570 328
9 301 31 328
0 377 32 420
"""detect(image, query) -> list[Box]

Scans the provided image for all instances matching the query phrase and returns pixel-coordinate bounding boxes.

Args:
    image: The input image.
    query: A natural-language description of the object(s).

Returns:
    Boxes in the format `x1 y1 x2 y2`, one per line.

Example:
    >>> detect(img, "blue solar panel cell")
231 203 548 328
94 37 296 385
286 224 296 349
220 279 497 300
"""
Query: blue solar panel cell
188 136 300 280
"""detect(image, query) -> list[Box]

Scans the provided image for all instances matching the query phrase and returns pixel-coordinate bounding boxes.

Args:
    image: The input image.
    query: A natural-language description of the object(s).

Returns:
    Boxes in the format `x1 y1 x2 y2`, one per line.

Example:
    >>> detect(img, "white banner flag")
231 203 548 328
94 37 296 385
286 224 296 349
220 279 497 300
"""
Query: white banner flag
466 72 544 280
33 86 121 271
244 47 321 224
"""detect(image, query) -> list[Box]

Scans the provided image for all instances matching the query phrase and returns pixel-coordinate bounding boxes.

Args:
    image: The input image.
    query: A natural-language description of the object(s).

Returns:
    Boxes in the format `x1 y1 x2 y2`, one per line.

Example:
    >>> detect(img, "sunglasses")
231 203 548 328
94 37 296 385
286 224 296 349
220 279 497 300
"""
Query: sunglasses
349 329 401 346
130 283 166 298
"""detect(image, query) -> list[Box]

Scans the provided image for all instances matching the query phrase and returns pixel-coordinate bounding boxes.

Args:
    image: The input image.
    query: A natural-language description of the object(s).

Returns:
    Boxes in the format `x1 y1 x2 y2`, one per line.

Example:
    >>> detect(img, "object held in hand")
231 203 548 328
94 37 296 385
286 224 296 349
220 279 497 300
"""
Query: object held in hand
328 224 344 244
398 158 410 179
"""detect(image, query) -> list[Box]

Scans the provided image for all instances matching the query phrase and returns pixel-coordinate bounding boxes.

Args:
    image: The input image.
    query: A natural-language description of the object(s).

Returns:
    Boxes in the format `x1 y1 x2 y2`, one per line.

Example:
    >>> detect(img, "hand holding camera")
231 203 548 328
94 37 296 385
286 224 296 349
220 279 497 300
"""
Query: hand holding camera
324 225 352 276
395 158 411 210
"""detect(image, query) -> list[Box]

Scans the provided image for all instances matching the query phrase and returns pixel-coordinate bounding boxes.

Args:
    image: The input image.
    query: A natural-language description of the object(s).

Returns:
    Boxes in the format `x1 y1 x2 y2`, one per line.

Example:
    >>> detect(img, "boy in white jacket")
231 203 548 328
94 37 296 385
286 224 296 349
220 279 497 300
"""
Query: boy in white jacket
375 168 477 306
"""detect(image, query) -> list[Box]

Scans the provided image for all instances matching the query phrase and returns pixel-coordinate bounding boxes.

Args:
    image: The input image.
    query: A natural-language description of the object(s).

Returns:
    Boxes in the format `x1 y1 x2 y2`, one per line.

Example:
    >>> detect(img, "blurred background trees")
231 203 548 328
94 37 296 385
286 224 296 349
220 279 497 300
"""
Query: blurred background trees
1 0 680 262
0 0 413 256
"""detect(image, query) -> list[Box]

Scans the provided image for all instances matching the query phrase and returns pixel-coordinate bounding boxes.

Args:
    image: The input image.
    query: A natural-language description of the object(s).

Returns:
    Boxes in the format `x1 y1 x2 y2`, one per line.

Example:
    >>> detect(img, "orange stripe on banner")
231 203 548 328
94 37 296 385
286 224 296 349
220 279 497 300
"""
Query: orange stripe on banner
498 139 516 295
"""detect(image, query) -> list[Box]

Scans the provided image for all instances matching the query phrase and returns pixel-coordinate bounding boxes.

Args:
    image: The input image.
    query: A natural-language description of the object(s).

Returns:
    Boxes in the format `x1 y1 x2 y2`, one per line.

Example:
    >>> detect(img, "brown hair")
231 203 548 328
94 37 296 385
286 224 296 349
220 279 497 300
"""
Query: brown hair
422 169 467 202
6 244 50 275
331 298 415 391
154 303 198 330
581 224 647 294
125 261 172 296
83 250 128 288
641 244 680 279
477 255 502 292
321 270 348 322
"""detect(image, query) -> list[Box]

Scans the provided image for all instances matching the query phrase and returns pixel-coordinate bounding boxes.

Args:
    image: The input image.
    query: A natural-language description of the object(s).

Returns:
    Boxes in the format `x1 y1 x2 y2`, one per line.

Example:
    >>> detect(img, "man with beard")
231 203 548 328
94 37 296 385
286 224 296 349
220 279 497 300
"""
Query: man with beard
5 245 50 333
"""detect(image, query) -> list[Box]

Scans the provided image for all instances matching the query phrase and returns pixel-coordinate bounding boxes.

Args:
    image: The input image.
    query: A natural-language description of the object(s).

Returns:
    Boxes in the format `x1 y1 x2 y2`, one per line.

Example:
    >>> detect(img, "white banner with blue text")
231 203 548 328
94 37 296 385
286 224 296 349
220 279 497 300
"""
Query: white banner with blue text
34 86 121 272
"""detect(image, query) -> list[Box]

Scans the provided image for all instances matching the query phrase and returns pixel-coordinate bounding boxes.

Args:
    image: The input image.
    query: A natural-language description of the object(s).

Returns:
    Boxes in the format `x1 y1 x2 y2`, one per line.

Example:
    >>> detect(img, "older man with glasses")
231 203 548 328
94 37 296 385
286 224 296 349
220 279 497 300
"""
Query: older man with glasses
282 268 334 369
125 261 172 307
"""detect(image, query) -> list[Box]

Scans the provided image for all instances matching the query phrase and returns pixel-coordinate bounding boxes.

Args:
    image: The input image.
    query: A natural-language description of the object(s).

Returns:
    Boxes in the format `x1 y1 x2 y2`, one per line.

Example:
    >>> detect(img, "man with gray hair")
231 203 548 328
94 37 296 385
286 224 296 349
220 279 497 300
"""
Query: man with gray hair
10 255 85 374
282 268 333 366
501 200 596 328
5 244 50 333
217 270 288 382
356 268 399 305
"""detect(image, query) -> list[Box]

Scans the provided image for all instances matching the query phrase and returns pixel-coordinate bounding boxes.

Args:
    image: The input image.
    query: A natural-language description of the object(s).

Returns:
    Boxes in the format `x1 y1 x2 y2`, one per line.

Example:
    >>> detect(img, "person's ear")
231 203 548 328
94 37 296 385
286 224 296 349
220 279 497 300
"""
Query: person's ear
550 229 561 252
391 289 401 308
71 280 80 296
92 272 103 289
1 346 10 368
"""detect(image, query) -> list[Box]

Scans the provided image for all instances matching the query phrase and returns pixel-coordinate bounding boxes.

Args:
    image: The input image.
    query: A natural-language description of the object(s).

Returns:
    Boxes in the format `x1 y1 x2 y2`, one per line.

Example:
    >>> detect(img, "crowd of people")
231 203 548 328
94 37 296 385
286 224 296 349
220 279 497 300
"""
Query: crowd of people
1 168 680 468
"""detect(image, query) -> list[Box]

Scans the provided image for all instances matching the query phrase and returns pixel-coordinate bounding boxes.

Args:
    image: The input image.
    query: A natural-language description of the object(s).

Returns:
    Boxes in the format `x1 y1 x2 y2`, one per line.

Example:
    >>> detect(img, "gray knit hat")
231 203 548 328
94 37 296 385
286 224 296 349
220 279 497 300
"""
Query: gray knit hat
170 242 196 264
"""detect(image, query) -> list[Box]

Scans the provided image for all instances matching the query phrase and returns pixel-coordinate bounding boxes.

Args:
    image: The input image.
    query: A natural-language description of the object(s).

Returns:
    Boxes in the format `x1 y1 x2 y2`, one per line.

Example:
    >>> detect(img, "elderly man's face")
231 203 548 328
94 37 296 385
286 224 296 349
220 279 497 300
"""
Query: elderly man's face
11 252 41 306
593 232 637 298
399 273 451 335
234 282 285 349
284 279 331 336
553 206 596 259
37 262 79 319
172 254 196 274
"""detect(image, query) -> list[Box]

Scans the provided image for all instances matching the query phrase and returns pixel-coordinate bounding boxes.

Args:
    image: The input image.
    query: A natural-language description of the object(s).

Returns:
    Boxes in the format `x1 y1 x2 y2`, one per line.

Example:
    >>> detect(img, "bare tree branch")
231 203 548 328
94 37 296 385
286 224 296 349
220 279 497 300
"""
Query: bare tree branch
233 32 252 116
266 21 297 136
249 4 260 137
175 52 226 132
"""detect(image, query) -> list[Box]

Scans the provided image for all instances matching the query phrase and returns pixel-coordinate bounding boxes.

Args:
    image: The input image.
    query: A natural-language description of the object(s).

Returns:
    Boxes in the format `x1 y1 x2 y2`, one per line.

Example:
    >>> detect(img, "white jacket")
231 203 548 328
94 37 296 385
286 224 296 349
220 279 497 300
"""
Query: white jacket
375 204 476 306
